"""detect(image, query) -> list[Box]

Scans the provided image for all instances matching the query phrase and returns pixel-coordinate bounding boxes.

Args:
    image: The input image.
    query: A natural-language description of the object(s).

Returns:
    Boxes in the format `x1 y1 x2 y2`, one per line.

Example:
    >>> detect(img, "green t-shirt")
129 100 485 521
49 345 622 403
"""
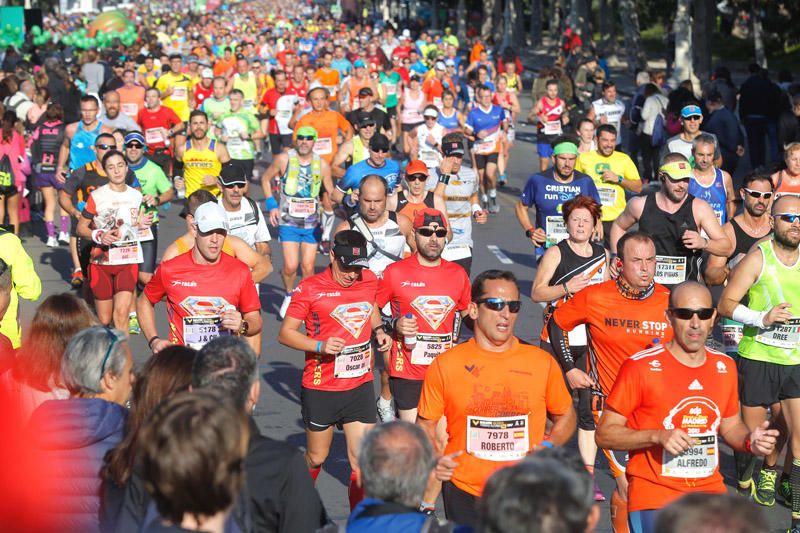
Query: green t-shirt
217 111 260 160
380 71 402 109
202 97 232 124
134 159 173 223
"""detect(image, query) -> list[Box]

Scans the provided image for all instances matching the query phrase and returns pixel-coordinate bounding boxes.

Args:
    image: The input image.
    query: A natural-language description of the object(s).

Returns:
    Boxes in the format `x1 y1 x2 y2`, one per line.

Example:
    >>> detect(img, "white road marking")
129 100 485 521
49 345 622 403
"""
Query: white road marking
486 245 513 264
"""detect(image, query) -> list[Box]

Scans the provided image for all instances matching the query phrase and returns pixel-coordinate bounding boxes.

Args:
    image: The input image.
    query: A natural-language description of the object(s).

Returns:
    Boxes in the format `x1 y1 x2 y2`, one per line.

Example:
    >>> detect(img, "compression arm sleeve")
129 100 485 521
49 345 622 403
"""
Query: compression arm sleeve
547 317 576 372
732 304 767 329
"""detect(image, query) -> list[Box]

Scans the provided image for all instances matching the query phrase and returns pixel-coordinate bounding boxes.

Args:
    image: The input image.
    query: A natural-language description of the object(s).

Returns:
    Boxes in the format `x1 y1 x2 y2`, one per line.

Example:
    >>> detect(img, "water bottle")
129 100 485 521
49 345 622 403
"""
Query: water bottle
403 313 416 350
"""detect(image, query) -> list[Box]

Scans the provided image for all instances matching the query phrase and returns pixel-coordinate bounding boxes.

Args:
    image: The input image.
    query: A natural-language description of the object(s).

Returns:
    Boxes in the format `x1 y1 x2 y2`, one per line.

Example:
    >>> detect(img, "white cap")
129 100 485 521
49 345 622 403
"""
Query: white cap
401 29 411 38
422 107 439 118
434 61 446 71
201 67 213 78
444 58 456 67
193 202 229 233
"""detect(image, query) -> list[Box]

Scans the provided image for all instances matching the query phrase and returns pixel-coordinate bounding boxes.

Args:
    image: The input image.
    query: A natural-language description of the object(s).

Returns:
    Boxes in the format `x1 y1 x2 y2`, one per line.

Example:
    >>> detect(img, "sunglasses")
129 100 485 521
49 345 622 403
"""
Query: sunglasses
406 173 427 182
424 116 437 120
100 327 121 376
683 115 701 121
297 135 316 141
476 298 521 313
743 188 773 199
661 172 691 183
95 143 115 150
417 227 447 238
774 213 800 224
125 142 144 149
371 148 389 154
360 122 376 128
222 182 246 189
669 307 715 320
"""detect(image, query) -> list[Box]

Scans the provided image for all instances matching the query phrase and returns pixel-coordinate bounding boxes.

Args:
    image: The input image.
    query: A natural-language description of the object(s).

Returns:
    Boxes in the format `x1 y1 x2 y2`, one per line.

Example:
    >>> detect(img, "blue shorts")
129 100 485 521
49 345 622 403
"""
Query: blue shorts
628 509 659 533
279 225 321 244
537 142 554 158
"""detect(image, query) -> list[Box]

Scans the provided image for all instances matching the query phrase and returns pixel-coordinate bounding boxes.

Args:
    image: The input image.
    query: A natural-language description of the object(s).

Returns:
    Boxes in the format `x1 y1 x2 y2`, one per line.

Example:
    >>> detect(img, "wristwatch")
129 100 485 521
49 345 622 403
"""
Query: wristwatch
525 228 535 239
237 320 249 337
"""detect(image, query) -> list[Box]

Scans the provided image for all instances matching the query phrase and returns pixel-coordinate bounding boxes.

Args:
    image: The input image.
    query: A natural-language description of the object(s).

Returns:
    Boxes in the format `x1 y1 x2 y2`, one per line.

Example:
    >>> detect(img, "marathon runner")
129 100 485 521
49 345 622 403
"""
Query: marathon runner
438 90 463 134
55 95 112 176
200 77 231 126
259 70 299 157
99 91 140 133
718 195 800 531
414 105 446 172
400 74 426 158
610 154 733 289
549 231 673 533
587 81 626 144
771 142 800 199
313 49 342 108
493 74 520 186
333 134 401 207
277 230 392 511
597 281 777 533
331 111 377 178
465 85 506 214
515 137 601 259
174 110 230 198
346 87 391 139
417 269 576 527
136 87 185 177
532 79 569 173
155 54 193 123
532 194 609 502
689 133 735 225
215 89 263 181
379 59 403 145
389 160 448 224
138 201 262 352
662 104 720 165
261 126 334 318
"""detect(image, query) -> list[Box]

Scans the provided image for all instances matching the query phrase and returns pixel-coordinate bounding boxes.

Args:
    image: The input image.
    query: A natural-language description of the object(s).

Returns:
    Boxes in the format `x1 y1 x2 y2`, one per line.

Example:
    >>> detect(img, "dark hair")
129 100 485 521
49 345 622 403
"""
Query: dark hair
545 78 559 87
79 94 99 106
742 171 775 191
101 149 126 169
596 123 617 138
44 103 64 121
562 194 602 225
654 492 767 533
617 231 655 260
602 80 616 91
103 346 196 486
187 189 217 216
192 336 258 410
643 83 660 98
95 132 116 144
139 390 248 525
334 229 368 249
471 269 518 301
189 109 208 122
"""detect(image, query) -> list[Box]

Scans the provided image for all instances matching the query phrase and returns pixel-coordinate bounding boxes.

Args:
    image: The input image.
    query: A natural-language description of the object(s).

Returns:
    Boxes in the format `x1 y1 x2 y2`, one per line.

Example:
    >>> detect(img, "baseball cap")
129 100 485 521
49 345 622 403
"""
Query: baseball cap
219 163 247 187
442 138 465 157
435 61 446 71
401 29 411 39
193 202 229 233
187 54 199 63
307 81 329 97
201 67 213 78
355 111 375 128
413 207 448 230
681 104 702 118
405 159 429 177
369 133 390 152
444 58 456 67
296 126 318 140
358 86 374 97
422 107 439 118
354 59 367 68
333 238 370 268
124 131 146 146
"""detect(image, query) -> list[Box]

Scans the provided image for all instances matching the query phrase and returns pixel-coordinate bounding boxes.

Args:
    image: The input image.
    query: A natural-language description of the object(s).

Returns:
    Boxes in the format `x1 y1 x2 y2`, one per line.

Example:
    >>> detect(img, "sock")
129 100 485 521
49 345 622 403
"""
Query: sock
488 188 497 199
792 459 800 526
735 451 756 487
309 466 321 483
610 489 629 533
45 221 55 238
60 216 69 233
348 470 364 511
321 210 335 241
129 312 136 318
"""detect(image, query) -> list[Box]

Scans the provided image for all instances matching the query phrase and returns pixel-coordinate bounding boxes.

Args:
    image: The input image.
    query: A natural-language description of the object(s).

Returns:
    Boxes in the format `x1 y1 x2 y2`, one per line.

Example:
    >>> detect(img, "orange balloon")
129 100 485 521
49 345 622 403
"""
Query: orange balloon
87 10 131 37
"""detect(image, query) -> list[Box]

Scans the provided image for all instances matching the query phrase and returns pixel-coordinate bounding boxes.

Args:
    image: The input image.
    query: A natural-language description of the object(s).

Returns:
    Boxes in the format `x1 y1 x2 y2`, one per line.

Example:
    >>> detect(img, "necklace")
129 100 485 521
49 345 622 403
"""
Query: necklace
615 276 655 300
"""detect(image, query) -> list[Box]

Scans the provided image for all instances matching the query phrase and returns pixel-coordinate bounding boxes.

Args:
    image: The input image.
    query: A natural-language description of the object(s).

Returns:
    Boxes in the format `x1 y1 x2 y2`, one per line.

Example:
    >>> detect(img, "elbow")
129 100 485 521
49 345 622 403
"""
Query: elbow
594 423 613 449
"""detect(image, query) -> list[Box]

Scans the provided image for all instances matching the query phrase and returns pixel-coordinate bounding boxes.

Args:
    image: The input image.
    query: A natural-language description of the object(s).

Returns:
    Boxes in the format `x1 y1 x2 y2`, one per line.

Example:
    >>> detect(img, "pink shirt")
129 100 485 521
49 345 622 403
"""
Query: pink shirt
0 130 31 188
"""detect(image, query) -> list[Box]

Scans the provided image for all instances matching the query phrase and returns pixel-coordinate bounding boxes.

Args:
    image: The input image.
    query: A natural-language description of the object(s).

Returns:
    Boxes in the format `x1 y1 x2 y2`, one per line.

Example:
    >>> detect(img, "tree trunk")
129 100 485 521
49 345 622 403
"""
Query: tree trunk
513 0 526 48
575 0 590 43
692 0 714 83
672 0 693 86
481 0 495 41
618 0 645 75
493 0 505 45
598 0 615 54
530 0 543 47
752 0 767 67
457 0 467 43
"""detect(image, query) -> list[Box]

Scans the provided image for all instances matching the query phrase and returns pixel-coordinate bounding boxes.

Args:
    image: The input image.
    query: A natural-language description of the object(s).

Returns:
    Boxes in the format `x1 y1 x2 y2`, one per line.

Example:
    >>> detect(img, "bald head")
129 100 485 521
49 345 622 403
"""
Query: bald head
772 195 800 215
669 281 711 309
359 174 389 197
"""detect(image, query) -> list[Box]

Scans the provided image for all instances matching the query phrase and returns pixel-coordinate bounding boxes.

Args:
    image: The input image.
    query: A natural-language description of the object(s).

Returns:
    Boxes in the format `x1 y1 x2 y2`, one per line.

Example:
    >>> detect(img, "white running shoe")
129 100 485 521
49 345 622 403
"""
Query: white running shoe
58 231 70 244
279 294 292 319
376 397 396 423
46 236 58 248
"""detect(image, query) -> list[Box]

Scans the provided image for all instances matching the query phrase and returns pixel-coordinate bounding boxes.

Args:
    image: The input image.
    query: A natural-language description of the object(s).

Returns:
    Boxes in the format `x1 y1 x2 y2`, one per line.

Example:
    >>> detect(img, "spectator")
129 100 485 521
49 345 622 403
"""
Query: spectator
4 79 34 123
739 64 783 168
703 89 745 175
138 390 248 533
704 66 737 112
27 326 134 532
0 110 31 235
778 93 800 155
0 259 15 371
82 49 106 95
101 345 197 531
639 82 668 181
654 493 767 533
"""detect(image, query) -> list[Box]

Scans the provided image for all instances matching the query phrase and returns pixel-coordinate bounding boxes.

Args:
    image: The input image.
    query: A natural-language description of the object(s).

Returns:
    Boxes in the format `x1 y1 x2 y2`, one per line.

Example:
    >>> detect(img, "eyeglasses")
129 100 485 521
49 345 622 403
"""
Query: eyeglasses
296 135 316 141
371 148 389 154
406 173 427 182
417 227 447 238
360 122 376 128
222 182 246 189
683 116 702 121
125 142 144 149
774 213 800 224
476 298 521 313
661 172 691 183
669 307 715 320
743 188 773 199
100 327 121 376
95 143 114 150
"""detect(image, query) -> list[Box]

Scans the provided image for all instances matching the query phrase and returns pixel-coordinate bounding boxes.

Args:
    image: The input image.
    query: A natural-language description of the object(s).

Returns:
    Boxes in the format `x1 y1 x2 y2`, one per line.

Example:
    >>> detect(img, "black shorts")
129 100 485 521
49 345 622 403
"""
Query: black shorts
269 133 293 155
474 152 499 168
257 112 269 121
451 254 472 276
442 481 480 528
301 381 376 431
231 158 255 180
389 377 424 411
541 342 594 431
139 225 159 274
386 106 398 119
401 122 423 133
738 357 800 407
149 149 173 177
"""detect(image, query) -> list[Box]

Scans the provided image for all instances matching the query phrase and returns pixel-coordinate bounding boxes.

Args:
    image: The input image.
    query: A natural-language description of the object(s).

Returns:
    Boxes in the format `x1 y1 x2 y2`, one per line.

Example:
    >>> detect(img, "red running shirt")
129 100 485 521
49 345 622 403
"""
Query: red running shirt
607 345 738 512
137 105 182 151
286 267 379 391
143 251 260 348
377 256 471 381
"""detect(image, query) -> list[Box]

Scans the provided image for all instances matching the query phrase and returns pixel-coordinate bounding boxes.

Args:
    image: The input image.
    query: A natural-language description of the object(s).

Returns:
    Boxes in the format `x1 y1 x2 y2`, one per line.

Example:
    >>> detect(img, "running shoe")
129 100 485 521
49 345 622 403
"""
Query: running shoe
481 194 488 210
376 397 396 423
737 478 755 498
498 174 507 186
279 294 292 319
780 476 792 505
753 468 777 506
488 196 500 214
71 268 84 288
46 235 58 248
319 240 331 255
592 474 606 501
58 231 70 244
128 314 141 335
786 528 800 533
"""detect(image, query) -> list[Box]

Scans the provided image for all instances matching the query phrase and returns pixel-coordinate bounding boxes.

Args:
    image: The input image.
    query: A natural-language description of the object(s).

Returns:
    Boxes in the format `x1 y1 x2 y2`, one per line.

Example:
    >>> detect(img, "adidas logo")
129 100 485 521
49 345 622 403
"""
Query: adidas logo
688 379 704 391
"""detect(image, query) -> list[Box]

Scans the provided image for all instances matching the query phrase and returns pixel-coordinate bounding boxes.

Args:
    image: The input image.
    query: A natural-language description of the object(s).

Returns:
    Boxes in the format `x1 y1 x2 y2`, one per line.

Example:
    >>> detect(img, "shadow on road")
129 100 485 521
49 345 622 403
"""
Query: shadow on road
262 361 303 406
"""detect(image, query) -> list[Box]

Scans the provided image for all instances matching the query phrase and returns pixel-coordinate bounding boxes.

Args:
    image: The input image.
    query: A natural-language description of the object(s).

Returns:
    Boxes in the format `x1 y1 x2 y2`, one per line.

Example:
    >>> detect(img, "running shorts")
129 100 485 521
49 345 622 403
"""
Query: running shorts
737 357 800 407
474 152 499 168
89 263 138 300
269 133 293 155
300 381 376 431
388 377 424 411
279 225 321 244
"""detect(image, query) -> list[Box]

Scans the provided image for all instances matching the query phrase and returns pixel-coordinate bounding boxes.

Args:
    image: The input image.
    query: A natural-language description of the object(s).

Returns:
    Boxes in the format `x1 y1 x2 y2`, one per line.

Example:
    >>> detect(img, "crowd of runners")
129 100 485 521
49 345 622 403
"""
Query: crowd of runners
1 1 800 532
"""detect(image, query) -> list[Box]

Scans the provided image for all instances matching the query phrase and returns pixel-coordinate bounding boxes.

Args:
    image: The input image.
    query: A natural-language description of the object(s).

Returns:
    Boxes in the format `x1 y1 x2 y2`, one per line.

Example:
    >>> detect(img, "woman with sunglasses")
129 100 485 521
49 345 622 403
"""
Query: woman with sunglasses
532 194 609 503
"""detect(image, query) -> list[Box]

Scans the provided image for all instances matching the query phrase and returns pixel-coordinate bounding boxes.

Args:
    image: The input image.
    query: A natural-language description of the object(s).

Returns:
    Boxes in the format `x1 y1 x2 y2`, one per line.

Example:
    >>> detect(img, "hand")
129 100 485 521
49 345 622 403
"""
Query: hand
736 145 745 157
609 257 621 279
239 130 249 140
426 134 436 146
474 209 487 224
349 189 360 203
566 274 590 294
599 115 608 124
749 420 779 456
565 368 595 389
151 338 173 354
139 212 154 230
681 229 707 250
142 194 157 208
439 156 454 174
396 315 418 337
763 303 793 327
530 228 547 247
434 450 462 482
601 170 619 184
173 176 185 190
101 228 120 246
375 329 393 352
656 428 694 456
57 171 67 184
220 308 243 332
202 174 217 186
322 336 346 354
269 208 280 226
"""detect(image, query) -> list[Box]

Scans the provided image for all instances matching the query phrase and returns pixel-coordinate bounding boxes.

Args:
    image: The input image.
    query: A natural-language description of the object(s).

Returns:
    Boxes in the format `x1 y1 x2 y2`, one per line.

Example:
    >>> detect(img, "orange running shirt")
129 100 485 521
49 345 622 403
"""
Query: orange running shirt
552 279 673 395
294 110 352 164
418 338 572 497
607 345 738 512
315 68 341 102
116 84 146 118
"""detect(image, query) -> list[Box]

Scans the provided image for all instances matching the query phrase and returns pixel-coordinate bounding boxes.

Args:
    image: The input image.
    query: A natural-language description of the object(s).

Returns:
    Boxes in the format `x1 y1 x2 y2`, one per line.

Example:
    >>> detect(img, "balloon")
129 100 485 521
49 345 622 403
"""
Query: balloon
0 38 7 48
88 10 131 37
31 25 42 35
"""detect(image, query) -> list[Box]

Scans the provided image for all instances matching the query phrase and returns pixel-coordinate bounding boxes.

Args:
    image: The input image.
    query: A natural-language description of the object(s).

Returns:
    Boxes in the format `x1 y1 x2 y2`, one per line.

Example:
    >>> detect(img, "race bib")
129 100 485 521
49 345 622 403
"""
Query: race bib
721 318 743 354
137 226 154 242
121 103 138 117
544 215 568 248
433 96 443 109
325 85 338 97
543 120 562 136
383 83 397 96
333 340 372 378
108 240 143 265
242 99 255 110
466 414 529 461
409 333 452 366
755 318 800 349
313 137 333 155
288 197 318 218
183 315 227 350
662 432 717 479
277 109 292 121
172 86 187 101
654 255 687 284
145 128 165 144
442 243 471 261
474 138 495 155
598 186 617 207
419 149 440 166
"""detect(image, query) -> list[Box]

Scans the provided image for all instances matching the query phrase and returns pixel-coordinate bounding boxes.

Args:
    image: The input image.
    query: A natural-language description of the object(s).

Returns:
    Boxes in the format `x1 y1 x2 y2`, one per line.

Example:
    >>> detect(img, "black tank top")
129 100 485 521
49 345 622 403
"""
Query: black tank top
638 192 702 283
729 218 763 260
395 191 435 213
550 240 607 287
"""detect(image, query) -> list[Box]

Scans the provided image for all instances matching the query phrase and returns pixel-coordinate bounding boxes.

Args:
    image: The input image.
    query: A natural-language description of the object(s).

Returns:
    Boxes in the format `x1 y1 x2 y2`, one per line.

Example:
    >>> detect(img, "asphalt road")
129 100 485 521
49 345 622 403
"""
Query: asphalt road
17 94 791 531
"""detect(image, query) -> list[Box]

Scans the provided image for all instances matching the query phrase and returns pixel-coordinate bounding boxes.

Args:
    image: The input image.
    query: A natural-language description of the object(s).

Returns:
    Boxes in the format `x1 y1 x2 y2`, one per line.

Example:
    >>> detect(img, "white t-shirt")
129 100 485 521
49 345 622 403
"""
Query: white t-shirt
275 94 300 135
218 196 272 248
416 123 445 169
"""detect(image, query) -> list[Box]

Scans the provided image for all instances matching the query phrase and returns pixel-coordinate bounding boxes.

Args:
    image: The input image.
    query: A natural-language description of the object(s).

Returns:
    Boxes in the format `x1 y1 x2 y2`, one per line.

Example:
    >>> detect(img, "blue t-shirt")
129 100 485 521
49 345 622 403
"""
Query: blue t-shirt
465 104 506 136
688 169 728 225
331 58 352 77
338 159 401 193
519 169 601 256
